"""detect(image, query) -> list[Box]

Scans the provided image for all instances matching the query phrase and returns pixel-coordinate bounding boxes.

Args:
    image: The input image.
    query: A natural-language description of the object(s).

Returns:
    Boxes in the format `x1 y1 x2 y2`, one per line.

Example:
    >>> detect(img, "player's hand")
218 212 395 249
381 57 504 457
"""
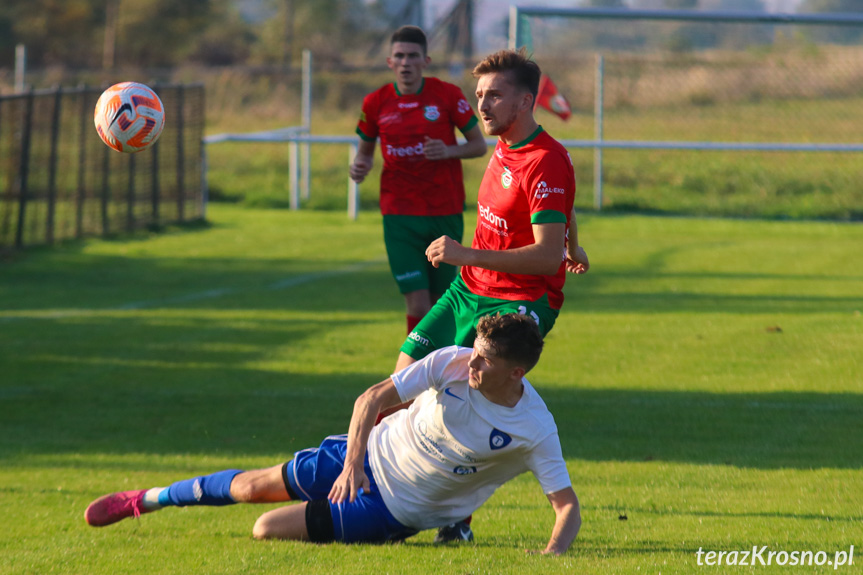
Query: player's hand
426 235 471 268
423 136 450 161
565 245 589 274
349 156 373 183
328 464 370 504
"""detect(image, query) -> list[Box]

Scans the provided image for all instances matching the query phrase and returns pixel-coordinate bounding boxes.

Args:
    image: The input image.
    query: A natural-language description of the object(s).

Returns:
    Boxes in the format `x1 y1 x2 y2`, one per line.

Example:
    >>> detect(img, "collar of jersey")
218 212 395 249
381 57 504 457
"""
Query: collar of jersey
394 78 425 97
507 125 544 150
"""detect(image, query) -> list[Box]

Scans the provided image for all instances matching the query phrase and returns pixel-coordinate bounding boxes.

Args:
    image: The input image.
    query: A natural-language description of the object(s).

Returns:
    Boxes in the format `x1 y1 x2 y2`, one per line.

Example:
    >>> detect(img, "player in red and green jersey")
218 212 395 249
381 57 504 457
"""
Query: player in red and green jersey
396 48 589 371
350 26 487 336
385 48 590 544
462 126 576 310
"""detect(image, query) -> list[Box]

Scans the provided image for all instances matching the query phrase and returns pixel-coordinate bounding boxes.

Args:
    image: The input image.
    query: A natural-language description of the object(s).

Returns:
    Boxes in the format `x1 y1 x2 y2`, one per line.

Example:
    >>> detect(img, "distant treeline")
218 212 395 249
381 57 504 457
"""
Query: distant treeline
0 0 398 70
1 0 862 72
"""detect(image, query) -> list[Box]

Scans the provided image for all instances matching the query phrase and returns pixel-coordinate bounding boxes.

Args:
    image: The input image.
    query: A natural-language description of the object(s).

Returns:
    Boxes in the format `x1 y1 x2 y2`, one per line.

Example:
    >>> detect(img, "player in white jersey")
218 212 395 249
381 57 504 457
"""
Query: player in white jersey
84 314 581 555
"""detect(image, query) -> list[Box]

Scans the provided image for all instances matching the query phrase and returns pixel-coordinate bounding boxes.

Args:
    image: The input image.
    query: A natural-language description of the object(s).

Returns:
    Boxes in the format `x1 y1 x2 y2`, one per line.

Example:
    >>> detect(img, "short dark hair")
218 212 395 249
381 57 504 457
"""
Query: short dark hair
472 48 542 102
391 25 427 56
475 313 544 373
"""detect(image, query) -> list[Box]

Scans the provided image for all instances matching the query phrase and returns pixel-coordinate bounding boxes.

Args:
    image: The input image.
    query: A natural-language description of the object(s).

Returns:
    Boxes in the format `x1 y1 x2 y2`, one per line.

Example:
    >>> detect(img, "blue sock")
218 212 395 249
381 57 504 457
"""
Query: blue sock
158 469 243 507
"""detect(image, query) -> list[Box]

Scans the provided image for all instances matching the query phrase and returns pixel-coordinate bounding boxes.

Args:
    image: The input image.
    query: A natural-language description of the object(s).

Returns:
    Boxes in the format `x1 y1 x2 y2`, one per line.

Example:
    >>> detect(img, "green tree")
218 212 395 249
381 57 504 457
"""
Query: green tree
187 1 256 66
253 0 374 66
1 0 106 68
0 0 245 69
118 0 215 67
0 16 15 68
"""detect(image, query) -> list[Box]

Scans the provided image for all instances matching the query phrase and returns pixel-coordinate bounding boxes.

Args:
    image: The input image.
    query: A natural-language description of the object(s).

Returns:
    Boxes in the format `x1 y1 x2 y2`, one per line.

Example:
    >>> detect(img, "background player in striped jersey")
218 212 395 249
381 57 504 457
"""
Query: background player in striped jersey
349 26 487 336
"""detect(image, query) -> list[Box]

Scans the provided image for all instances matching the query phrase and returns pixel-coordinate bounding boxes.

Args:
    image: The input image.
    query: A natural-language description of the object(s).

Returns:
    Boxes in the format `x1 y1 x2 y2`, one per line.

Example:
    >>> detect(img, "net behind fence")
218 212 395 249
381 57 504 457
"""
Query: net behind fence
516 9 863 220
0 84 204 250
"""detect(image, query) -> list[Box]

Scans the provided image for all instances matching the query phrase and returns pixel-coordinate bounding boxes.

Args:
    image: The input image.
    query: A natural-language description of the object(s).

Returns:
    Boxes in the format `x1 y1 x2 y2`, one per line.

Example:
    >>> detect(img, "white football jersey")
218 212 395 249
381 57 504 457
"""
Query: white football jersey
367 346 571 530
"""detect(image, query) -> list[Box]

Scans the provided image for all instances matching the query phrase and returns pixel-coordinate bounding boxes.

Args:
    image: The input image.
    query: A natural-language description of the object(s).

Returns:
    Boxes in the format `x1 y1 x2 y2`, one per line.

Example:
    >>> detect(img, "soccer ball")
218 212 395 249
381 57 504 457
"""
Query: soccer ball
94 82 165 153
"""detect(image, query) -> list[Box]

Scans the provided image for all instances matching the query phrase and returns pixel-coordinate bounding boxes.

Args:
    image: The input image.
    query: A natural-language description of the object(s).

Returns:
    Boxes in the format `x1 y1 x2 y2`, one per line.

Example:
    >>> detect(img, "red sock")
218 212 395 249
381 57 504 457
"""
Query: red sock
463 514 472 525
407 314 422 334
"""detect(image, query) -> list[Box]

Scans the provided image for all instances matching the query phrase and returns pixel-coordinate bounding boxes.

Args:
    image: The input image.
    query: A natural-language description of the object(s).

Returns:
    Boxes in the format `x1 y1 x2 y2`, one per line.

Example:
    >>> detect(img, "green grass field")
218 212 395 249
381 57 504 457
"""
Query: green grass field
1 204 862 574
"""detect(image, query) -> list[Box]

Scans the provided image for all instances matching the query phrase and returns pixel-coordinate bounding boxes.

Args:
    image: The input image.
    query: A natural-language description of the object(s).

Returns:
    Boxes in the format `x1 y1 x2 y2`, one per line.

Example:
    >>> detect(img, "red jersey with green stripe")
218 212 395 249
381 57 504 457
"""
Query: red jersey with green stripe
462 127 575 309
356 77 478 216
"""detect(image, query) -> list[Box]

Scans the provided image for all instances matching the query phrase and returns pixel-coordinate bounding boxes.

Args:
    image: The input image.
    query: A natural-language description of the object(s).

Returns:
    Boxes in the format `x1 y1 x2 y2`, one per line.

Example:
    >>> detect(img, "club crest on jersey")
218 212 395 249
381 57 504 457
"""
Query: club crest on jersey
489 428 513 450
501 166 513 189
424 105 440 121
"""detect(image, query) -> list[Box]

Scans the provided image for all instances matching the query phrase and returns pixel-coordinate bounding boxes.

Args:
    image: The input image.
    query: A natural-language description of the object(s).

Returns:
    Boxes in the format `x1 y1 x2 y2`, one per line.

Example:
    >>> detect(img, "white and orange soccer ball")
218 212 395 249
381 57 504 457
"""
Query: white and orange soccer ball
94 82 165 153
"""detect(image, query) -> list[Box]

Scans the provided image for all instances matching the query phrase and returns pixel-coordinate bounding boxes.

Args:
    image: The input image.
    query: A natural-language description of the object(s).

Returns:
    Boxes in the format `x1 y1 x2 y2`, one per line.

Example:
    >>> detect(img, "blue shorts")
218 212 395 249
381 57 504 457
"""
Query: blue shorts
285 434 418 543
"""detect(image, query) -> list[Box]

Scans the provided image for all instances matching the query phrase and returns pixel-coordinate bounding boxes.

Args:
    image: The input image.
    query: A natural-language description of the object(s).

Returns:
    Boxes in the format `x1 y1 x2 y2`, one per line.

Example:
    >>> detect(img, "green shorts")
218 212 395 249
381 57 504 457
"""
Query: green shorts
400 275 560 360
383 214 464 295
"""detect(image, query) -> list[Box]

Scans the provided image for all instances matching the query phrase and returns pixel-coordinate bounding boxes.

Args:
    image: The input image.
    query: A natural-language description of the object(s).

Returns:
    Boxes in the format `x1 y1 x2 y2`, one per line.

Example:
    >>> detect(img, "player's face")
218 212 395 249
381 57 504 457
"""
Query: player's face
475 71 532 137
387 42 429 90
468 337 516 392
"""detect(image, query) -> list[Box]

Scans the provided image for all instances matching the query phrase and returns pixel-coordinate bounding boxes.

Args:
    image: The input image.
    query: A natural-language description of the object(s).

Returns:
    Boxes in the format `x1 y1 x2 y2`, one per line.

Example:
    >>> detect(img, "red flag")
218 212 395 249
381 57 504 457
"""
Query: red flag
535 74 572 121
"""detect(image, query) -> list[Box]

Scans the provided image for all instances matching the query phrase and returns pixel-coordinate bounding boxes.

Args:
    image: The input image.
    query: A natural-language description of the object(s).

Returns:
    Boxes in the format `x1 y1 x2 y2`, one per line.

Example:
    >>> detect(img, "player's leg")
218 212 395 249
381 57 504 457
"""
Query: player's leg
383 215 435 334
84 465 293 527
428 213 464 302
426 213 463 331
404 289 433 333
253 501 310 540
229 464 296 503
277 435 419 543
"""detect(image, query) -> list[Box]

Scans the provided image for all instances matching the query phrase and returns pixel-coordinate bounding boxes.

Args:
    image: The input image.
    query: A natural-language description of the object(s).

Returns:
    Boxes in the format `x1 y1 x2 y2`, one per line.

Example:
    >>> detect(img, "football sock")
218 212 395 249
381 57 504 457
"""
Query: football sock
407 315 422 334
157 469 243 507
141 488 166 511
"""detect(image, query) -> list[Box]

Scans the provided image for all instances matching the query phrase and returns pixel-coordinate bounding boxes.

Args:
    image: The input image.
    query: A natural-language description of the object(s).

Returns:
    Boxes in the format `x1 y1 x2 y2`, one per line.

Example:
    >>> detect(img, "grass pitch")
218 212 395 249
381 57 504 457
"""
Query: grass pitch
1 204 862 574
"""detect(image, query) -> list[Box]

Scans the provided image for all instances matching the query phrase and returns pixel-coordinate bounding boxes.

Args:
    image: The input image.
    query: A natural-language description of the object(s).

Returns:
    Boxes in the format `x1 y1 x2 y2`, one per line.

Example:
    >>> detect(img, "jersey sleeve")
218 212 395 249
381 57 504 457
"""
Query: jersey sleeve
526 150 574 225
356 91 379 142
526 432 572 494
448 85 479 135
391 346 468 403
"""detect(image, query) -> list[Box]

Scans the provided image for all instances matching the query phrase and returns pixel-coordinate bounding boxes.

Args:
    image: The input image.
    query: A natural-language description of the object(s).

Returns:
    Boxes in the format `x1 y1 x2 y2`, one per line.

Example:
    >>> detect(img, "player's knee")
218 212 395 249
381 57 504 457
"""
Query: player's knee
230 475 265 503
252 514 276 540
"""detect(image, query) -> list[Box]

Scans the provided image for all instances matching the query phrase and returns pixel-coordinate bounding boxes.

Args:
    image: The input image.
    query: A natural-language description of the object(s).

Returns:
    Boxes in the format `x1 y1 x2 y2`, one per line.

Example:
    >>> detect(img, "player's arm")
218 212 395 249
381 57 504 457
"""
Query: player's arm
426 221 565 275
565 206 589 274
328 377 402 504
534 487 581 555
423 124 487 161
349 138 376 183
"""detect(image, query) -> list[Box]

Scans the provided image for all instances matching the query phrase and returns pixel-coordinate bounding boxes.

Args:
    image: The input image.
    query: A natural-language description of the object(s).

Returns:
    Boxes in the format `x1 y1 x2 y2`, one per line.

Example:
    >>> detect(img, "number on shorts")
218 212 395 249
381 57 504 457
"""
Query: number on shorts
517 305 541 325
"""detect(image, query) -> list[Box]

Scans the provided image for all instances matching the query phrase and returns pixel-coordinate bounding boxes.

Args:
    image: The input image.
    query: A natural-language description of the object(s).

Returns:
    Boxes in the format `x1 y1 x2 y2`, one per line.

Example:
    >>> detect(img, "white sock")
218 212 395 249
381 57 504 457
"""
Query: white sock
141 487 166 511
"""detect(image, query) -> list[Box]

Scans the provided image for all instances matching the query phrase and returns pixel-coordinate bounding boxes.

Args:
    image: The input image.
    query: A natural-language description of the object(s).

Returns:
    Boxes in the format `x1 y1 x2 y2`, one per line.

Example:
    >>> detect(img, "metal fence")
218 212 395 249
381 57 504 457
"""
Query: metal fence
0 84 205 250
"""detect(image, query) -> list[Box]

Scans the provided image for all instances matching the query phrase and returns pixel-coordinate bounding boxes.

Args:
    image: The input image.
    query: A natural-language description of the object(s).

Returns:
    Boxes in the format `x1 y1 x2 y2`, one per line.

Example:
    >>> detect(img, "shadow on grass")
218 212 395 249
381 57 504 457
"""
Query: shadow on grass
2 353 861 471
542 386 863 470
2 249 861 315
